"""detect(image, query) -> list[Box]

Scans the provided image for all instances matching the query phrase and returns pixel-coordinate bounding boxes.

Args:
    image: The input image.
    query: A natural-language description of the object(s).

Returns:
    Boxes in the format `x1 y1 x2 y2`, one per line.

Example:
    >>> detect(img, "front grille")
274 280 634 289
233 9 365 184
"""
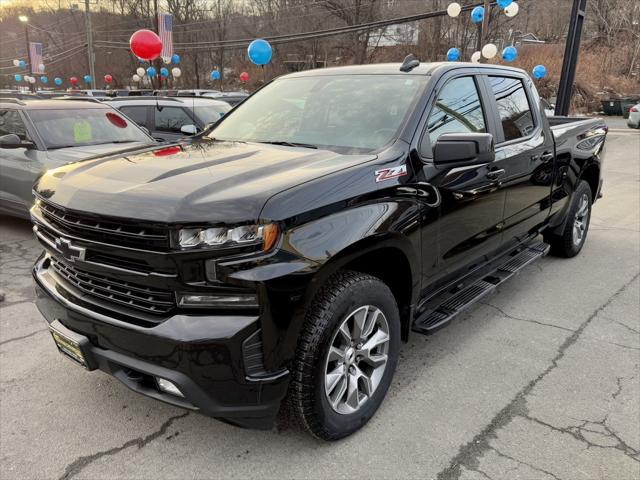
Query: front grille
39 201 169 250
51 258 175 315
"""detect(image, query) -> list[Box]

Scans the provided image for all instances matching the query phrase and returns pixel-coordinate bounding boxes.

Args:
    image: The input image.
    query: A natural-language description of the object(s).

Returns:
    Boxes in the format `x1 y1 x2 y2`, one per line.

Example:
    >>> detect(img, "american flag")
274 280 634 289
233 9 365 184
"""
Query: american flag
29 42 44 73
158 13 173 63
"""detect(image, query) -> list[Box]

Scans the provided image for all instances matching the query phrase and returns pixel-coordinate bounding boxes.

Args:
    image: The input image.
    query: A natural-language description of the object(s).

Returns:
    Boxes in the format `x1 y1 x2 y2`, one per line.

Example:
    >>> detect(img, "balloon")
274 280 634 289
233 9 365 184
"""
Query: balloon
129 29 163 61
13 59 20 67
447 3 461 18
23 75 30 82
497 0 513 8
38 63 45 72
532 65 547 79
70 76 78 85
240 71 249 82
504 2 519 17
28 76 36 84
19 60 26 68
104 74 113 83
471 51 481 63
446 48 461 62
40 76 48 83
162 57 171 64
146 66 157 77
482 43 498 59
14 74 22 82
171 67 181 78
502 46 518 62
54 77 62 86
136 67 146 77
471 6 484 23
247 39 273 66
132 74 141 82
83 75 92 84
160 67 169 78
210 70 221 80
171 53 180 64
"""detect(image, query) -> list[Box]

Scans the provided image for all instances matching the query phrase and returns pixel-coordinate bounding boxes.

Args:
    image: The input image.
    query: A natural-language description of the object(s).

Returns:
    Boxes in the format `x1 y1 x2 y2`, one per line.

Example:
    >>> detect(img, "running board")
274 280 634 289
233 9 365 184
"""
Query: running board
412 242 550 334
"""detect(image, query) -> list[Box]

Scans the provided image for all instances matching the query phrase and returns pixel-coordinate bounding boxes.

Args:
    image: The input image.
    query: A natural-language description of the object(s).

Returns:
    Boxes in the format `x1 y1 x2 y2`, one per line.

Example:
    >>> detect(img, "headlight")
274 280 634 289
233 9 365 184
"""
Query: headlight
177 223 279 251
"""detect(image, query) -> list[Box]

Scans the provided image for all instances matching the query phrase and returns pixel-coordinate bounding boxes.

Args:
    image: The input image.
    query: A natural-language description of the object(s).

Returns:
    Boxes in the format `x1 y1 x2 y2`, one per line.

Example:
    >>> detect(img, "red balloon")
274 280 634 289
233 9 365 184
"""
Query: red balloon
69 76 78 85
130 29 163 61
104 74 113 84
240 71 249 82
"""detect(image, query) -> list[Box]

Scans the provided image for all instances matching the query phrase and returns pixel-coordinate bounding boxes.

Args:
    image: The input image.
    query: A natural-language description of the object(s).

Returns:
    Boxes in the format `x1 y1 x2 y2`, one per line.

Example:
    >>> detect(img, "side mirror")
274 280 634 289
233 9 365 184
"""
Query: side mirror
433 133 494 167
180 125 198 135
0 133 35 149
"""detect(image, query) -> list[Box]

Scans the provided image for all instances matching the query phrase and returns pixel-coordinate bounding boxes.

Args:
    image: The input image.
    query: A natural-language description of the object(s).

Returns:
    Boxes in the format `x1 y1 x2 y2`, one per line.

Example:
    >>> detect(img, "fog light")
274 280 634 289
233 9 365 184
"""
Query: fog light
156 378 184 397
177 292 258 308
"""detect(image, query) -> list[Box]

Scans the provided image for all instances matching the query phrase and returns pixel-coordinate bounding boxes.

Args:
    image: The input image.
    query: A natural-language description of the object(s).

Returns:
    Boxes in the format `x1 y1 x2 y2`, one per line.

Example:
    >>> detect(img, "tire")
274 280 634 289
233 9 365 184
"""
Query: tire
545 180 593 258
288 270 401 440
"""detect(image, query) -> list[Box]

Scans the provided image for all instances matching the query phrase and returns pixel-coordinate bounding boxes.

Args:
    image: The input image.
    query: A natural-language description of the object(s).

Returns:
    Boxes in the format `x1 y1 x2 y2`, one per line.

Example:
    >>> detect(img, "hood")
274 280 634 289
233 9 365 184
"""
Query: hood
35 140 376 224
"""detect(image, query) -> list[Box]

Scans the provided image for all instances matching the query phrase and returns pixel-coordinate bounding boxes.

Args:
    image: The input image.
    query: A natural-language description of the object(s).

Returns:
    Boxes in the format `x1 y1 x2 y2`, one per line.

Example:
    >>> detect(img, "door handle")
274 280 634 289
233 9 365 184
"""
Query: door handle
540 152 554 162
486 168 506 180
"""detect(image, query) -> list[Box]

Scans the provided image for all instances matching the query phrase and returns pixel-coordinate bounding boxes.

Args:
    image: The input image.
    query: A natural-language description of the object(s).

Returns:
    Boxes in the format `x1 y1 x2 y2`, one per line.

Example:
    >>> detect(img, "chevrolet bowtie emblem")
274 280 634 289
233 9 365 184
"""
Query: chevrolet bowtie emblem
54 237 86 263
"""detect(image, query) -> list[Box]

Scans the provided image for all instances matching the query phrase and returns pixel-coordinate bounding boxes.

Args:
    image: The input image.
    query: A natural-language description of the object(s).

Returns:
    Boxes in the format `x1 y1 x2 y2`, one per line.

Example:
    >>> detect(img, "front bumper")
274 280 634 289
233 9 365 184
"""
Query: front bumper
33 255 289 430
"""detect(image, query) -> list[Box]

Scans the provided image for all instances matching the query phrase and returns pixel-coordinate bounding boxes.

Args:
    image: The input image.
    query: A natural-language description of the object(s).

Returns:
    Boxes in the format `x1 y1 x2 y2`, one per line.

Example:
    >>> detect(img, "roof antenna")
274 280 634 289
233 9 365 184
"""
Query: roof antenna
400 54 420 73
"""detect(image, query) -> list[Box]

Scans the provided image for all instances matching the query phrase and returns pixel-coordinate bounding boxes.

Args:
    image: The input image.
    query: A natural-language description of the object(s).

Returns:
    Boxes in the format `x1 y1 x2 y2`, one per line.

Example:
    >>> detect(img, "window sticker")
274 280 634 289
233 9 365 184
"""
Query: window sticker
73 120 92 143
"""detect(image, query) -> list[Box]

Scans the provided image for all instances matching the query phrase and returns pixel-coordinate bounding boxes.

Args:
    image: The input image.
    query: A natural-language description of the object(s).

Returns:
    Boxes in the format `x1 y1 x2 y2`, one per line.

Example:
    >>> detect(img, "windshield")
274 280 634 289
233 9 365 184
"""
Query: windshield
209 74 428 152
194 105 231 126
28 108 152 149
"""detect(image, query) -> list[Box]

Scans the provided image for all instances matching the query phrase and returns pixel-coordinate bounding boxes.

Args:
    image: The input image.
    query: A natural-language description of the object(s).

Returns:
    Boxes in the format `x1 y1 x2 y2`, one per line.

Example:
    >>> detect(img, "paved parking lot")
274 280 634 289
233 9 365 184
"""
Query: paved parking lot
1 122 638 480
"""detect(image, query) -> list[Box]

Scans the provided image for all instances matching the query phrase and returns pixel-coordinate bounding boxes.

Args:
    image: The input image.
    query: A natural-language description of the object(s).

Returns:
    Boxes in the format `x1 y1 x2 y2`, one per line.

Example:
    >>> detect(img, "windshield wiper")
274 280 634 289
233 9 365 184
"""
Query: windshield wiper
258 140 318 149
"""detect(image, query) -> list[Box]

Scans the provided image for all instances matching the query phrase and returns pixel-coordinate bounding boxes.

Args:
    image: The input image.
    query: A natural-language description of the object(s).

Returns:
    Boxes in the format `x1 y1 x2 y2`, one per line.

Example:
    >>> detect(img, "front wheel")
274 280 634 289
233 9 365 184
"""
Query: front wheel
545 180 593 258
288 271 400 440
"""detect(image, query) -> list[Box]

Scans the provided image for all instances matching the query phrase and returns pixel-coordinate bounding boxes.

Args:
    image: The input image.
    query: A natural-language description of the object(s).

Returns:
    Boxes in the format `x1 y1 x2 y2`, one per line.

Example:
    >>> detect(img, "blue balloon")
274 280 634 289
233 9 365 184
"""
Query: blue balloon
40 75 48 83
14 74 22 82
497 0 513 8
18 60 26 68
502 46 518 62
446 48 461 62
532 65 547 79
210 70 221 80
54 77 62 86
247 39 273 66
160 67 169 78
83 75 92 83
146 66 157 77
471 6 484 23
171 53 180 64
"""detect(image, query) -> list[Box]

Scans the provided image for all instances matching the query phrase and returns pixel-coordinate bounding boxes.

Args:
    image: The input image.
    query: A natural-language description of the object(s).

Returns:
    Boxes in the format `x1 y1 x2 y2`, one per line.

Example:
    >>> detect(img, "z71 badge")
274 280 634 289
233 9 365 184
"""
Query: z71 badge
375 165 408 183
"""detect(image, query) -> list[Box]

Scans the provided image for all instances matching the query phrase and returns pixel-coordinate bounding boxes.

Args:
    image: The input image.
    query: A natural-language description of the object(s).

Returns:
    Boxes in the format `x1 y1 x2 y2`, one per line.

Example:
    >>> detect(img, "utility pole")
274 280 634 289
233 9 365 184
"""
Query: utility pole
477 0 491 61
555 0 588 116
85 0 96 89
19 15 35 93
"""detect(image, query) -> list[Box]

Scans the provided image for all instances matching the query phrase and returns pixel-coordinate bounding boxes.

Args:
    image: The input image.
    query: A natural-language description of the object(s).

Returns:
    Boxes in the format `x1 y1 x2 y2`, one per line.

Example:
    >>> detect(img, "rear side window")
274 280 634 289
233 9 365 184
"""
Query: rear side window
120 106 148 128
0 110 29 140
488 76 535 141
154 107 193 133
426 76 486 145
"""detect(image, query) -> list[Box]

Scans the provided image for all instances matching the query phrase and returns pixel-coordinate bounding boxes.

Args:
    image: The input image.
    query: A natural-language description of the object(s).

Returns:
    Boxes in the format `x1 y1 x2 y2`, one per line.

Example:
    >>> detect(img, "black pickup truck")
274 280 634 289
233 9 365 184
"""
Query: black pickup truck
30 60 607 440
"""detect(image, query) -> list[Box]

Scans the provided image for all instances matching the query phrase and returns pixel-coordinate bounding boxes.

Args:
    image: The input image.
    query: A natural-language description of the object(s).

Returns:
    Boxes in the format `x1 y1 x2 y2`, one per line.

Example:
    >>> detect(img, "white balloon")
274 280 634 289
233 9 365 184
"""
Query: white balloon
28 76 36 84
447 2 461 18
136 67 145 76
482 43 498 59
505 2 519 17
132 74 141 82
471 51 481 63
172 67 181 78
13 59 20 67
38 63 45 72
162 57 171 64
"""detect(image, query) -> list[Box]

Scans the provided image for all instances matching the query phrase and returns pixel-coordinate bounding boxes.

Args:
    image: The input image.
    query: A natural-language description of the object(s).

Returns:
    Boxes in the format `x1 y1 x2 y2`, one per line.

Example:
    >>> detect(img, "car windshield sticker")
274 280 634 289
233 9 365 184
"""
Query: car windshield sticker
73 121 92 143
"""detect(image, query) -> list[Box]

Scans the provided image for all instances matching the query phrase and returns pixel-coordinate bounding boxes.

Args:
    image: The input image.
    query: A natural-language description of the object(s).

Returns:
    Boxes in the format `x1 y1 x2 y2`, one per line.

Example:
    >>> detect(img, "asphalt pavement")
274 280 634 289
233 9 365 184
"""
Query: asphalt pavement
1 120 638 480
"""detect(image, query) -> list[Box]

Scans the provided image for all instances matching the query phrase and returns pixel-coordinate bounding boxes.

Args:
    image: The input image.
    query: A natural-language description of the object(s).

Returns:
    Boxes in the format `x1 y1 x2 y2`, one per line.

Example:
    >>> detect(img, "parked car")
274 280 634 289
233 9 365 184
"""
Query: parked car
108 96 231 141
31 61 606 440
175 89 221 97
80 89 110 100
0 98 156 218
201 91 249 107
34 90 81 99
627 104 640 129
0 90 42 100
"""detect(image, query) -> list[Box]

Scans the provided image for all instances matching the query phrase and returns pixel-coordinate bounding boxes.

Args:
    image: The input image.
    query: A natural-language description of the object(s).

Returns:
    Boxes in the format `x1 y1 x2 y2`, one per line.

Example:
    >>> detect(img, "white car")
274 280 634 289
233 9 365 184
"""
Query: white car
627 104 640 129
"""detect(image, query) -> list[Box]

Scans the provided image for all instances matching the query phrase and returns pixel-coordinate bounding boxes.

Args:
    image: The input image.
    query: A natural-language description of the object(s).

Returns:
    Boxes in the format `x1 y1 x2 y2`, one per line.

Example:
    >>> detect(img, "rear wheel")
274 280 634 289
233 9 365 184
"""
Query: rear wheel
288 271 400 440
545 180 592 258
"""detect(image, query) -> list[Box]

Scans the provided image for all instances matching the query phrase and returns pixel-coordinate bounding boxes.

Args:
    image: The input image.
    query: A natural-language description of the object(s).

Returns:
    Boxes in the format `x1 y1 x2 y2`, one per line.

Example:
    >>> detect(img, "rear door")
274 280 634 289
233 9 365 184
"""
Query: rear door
482 74 555 247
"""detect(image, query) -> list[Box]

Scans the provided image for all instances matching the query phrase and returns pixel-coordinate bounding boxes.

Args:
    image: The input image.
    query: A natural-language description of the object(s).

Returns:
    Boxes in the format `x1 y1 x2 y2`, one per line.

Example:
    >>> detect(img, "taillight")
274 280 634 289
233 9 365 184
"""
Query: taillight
631 106 638 112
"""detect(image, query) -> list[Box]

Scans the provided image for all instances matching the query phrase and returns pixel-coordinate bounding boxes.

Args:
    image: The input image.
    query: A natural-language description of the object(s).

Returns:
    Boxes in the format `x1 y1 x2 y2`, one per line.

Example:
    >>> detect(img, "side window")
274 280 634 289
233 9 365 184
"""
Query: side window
120 106 148 128
488 76 535 141
426 76 486 146
0 110 29 140
154 107 194 133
